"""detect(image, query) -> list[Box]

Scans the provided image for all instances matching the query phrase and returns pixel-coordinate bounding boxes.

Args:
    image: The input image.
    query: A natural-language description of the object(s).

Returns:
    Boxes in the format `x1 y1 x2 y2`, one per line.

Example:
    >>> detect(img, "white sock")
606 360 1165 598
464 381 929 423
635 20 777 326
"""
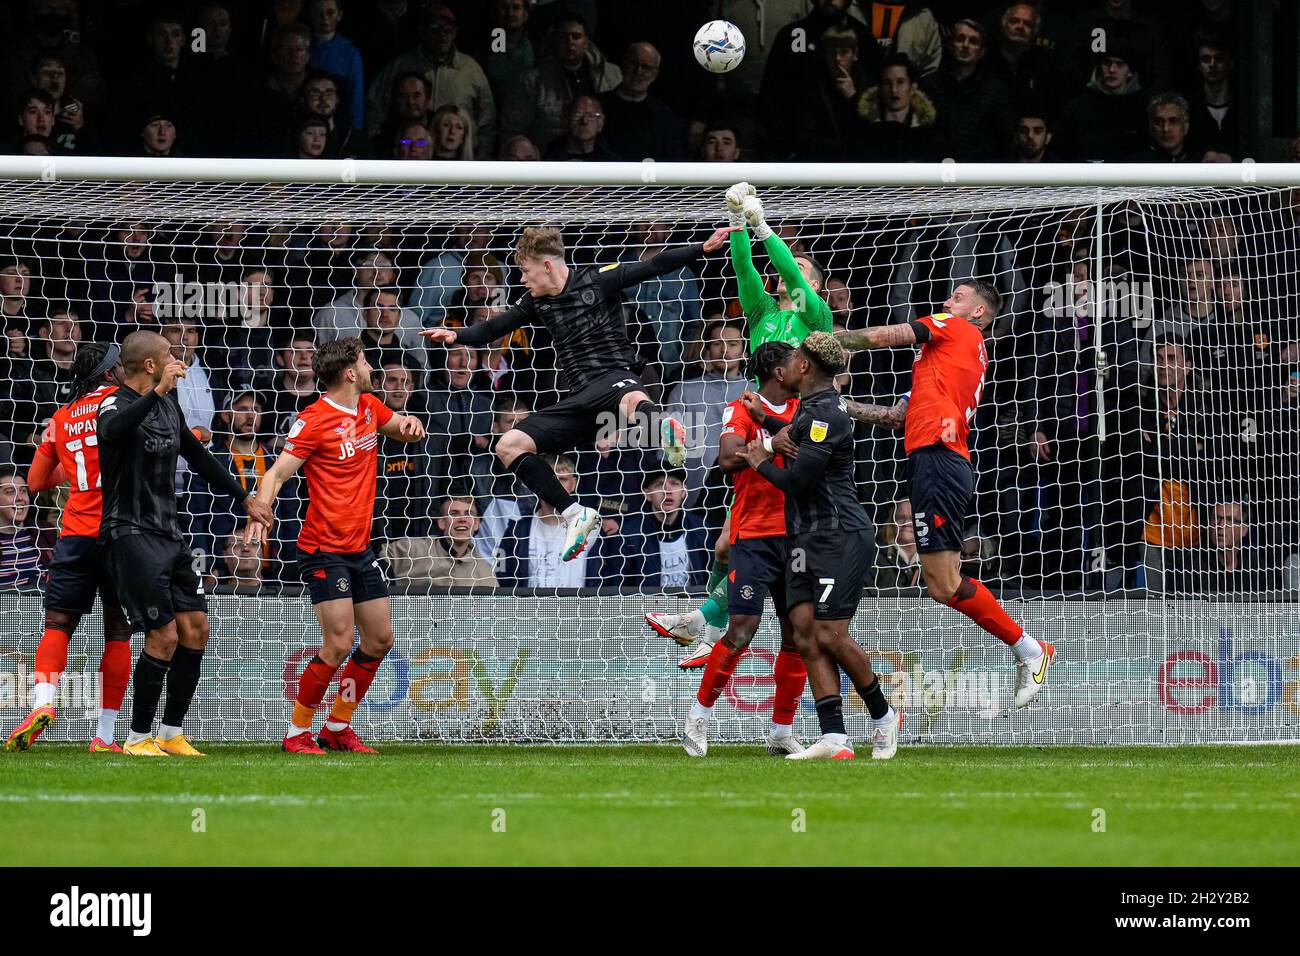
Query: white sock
125 729 151 746
684 609 706 636
96 708 118 743
325 719 348 732
561 502 584 521
157 723 182 741
287 722 312 738
689 700 713 720
873 706 897 731
31 681 57 709
769 720 792 738
822 731 849 746
1011 635 1044 663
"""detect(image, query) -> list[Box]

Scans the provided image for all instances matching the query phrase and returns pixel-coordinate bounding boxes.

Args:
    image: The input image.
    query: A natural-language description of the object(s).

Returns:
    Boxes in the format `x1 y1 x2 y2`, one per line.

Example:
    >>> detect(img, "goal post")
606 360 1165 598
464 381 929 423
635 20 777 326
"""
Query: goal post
0 158 1297 744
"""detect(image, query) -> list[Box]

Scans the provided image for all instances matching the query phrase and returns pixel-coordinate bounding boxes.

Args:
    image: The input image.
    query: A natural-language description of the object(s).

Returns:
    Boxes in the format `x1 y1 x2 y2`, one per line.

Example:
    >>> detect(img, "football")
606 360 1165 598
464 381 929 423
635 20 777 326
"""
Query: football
693 19 746 74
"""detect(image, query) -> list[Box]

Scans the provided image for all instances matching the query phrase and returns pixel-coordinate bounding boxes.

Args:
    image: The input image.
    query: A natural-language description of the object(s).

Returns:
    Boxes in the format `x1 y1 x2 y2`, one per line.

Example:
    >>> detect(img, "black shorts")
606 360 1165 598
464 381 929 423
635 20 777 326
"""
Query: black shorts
728 535 789 618
297 547 389 605
104 533 207 633
515 369 647 454
43 535 119 615
906 443 975 554
785 529 872 621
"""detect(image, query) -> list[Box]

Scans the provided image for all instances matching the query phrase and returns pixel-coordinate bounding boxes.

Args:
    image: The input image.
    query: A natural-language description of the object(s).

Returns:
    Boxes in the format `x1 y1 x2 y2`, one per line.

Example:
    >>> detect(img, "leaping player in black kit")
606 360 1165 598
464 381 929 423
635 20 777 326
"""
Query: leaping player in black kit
422 225 735 562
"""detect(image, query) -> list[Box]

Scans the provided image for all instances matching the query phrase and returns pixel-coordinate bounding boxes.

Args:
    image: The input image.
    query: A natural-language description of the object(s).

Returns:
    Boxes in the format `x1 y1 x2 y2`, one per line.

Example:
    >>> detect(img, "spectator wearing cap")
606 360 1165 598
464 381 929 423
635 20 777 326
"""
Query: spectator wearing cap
1055 43 1146 162
113 9 214 155
1065 1 1172 94
485 0 536 103
924 18 1015 162
0 469 44 590
543 94 622 161
615 469 710 590
1188 32 1238 157
600 42 680 161
305 0 365 136
856 54 942 163
139 112 179 157
301 72 366 157
500 12 620 154
1126 92 1194 162
365 3 497 158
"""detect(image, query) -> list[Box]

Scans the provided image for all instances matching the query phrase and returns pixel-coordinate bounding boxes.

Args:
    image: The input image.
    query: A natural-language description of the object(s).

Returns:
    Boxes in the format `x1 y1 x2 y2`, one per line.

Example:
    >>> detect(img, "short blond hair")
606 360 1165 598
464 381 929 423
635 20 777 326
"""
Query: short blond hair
515 227 564 262
800 330 846 375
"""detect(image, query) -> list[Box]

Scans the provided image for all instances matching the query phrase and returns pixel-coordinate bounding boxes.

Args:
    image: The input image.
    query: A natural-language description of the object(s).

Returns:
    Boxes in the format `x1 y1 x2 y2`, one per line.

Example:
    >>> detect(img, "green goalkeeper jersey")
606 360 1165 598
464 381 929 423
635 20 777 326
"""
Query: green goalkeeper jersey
729 228 833 350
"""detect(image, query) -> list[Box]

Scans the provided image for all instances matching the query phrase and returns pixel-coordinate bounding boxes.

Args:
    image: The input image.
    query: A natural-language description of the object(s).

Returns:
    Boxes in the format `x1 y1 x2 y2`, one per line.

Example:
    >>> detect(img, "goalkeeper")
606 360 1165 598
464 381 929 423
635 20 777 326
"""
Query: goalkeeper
646 183 833 664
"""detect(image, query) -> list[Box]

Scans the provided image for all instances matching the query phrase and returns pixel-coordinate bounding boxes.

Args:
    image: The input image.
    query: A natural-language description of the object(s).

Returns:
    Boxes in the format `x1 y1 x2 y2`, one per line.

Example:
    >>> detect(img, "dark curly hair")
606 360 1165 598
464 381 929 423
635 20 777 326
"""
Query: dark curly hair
747 340 795 384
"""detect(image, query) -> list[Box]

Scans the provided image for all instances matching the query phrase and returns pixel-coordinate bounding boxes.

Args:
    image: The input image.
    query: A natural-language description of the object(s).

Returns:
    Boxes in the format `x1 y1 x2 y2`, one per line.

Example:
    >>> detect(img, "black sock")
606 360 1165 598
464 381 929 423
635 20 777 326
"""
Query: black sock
130 651 171 736
509 452 576 513
161 645 205 729
814 694 847 736
856 677 890 721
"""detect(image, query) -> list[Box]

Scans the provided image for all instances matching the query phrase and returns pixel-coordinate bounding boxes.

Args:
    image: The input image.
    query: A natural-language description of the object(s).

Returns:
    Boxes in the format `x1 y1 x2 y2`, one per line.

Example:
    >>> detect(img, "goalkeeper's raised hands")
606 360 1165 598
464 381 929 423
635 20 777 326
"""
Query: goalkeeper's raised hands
742 195 773 240
725 181 755 226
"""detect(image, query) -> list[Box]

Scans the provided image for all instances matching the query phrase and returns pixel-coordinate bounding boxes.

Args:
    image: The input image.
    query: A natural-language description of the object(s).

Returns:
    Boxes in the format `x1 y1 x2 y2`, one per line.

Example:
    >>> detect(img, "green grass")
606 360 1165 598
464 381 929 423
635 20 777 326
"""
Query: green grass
2 744 1296 866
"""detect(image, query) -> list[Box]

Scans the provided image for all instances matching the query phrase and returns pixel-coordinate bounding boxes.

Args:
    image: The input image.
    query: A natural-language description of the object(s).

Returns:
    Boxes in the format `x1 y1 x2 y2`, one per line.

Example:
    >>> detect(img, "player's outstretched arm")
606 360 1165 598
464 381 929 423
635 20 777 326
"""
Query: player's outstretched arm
422 302 532 349
606 226 734 291
844 394 909 429
748 198 832 333
242 451 307 544
836 324 919 351
379 413 426 444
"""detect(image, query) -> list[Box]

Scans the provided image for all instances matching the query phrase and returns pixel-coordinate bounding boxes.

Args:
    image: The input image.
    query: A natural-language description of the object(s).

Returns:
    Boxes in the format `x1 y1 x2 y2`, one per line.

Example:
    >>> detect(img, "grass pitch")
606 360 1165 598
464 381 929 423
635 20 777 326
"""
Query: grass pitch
1 744 1295 866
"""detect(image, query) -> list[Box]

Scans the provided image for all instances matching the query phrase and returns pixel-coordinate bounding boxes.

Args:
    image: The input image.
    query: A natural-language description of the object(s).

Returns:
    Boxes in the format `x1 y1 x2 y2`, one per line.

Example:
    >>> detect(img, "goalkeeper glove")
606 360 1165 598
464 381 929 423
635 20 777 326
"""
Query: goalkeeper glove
742 195 773 241
725 181 754 228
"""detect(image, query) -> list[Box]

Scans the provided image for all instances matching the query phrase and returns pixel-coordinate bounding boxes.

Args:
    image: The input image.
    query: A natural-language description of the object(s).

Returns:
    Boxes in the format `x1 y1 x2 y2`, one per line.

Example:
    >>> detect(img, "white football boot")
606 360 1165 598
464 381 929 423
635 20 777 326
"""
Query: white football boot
765 729 805 756
785 734 854 760
871 708 900 760
561 506 600 561
683 712 709 757
1014 641 1056 708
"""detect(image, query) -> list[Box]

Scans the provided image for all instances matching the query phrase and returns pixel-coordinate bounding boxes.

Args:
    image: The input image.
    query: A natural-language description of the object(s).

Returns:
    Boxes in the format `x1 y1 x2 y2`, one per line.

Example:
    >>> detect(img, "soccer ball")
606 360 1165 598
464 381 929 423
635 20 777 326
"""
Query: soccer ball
693 20 746 74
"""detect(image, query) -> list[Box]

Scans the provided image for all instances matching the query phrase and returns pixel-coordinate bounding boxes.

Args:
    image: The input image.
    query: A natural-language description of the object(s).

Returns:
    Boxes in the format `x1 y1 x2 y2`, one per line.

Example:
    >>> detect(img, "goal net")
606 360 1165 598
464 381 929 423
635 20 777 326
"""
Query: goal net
1 160 1297 744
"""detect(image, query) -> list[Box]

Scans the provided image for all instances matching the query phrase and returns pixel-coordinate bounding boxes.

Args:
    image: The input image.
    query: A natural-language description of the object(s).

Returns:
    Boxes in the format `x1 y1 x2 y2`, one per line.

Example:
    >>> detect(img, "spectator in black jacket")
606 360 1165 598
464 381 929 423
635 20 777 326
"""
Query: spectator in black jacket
373 360 435 541
600 43 680 161
856 54 942 162
784 22 871 161
1187 32 1238 158
985 2 1067 116
924 18 1014 162
543 94 622 161
1055 45 1147 162
1125 92 1195 162
1010 111 1061 162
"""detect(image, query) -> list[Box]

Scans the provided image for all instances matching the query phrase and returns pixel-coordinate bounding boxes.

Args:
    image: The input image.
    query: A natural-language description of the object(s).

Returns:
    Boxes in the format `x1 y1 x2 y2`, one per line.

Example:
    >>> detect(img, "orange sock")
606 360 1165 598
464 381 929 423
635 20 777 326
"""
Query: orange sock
947 577 1023 646
696 641 743 708
328 649 382 725
33 628 70 688
292 655 339 730
98 641 131 710
771 650 807 726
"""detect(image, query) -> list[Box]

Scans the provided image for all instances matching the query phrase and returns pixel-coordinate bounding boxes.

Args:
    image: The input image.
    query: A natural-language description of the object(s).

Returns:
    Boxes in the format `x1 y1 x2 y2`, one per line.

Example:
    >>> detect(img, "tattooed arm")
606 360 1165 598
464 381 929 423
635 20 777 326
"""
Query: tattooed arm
835 322 925 351
844 397 908 429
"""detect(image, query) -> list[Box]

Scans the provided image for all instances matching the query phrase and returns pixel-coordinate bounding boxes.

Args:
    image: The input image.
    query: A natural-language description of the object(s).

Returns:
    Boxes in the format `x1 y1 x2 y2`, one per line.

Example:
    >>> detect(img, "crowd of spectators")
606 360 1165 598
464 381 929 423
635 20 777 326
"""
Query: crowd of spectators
1 0 1297 601
2 0 1257 165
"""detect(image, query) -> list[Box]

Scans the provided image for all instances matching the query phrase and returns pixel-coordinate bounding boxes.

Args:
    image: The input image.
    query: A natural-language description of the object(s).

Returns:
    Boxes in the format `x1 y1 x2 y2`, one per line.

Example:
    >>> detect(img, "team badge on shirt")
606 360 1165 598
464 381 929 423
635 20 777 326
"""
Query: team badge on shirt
810 420 828 443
